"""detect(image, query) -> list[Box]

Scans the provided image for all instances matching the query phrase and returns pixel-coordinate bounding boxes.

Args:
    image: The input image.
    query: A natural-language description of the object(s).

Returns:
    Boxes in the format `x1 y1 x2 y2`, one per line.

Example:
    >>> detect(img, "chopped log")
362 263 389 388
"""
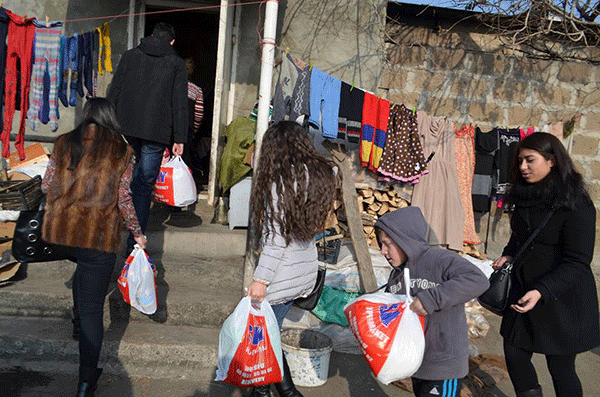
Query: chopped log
359 189 373 198
378 202 389 215
363 195 375 205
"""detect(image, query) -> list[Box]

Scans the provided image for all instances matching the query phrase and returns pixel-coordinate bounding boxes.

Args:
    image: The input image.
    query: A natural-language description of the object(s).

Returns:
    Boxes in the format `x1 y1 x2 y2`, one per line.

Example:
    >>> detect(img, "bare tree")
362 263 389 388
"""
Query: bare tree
453 0 600 63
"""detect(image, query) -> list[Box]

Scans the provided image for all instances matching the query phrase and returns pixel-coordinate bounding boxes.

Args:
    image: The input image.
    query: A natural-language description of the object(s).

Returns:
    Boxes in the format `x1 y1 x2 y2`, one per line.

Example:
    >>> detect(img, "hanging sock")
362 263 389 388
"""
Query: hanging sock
39 61 50 124
91 30 99 96
27 25 61 132
75 34 85 97
82 32 93 96
97 23 112 75
58 35 69 107
69 33 79 107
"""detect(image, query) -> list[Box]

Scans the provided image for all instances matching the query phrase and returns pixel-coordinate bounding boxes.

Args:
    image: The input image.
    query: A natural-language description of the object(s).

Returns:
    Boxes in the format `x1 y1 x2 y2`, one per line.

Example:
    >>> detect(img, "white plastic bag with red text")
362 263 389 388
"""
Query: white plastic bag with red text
344 267 425 384
154 156 197 207
118 245 157 315
215 297 283 387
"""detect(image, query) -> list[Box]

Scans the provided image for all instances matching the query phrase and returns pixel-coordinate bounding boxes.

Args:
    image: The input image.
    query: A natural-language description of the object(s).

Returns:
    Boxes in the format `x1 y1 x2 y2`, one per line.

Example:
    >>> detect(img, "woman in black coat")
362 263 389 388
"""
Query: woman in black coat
493 132 599 397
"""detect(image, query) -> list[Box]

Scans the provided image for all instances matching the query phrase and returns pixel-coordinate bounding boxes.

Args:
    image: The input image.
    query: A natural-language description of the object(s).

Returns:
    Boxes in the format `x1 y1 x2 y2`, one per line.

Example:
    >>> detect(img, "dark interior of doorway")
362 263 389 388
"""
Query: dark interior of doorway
145 7 219 190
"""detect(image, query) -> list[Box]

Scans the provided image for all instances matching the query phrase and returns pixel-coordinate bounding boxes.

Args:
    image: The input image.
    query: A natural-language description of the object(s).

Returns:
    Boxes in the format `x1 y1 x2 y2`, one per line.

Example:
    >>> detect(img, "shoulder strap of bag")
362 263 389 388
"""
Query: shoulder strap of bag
511 208 556 269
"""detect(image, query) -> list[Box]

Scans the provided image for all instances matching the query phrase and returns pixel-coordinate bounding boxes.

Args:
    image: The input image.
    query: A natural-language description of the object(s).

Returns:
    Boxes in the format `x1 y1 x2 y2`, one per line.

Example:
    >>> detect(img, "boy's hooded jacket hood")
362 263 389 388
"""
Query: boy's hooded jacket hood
375 206 429 264
139 35 176 57
375 206 489 381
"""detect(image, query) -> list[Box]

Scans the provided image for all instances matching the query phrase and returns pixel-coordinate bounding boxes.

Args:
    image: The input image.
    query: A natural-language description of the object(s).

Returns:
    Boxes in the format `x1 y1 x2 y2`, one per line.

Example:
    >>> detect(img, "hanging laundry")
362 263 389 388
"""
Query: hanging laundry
519 125 535 139
308 67 341 139
454 124 481 245
338 82 364 146
91 29 99 96
290 64 310 123
0 8 8 135
78 31 93 97
2 10 36 159
411 112 464 251
97 23 112 75
360 92 390 171
272 50 304 123
27 21 62 132
471 127 499 213
377 104 427 183
38 61 51 124
58 35 68 107
496 128 520 195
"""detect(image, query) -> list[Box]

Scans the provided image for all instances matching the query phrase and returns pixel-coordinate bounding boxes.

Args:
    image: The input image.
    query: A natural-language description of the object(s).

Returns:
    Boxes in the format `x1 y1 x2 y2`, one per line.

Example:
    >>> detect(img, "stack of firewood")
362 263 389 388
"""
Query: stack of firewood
357 188 409 248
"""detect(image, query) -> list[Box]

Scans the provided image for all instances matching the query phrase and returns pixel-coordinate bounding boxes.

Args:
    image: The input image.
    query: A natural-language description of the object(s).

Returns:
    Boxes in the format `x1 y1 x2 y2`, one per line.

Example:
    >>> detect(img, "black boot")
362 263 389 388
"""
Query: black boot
250 384 271 397
517 386 543 397
76 367 102 397
274 355 303 397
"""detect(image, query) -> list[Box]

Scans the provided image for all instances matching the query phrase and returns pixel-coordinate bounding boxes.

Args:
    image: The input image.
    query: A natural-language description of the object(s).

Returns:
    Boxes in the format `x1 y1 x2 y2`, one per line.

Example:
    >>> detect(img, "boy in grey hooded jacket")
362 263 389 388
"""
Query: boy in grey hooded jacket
375 207 489 397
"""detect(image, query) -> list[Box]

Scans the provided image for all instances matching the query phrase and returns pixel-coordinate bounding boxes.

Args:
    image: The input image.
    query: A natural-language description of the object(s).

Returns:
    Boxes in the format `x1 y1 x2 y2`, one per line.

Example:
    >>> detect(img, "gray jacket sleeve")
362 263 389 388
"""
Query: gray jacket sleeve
417 255 490 314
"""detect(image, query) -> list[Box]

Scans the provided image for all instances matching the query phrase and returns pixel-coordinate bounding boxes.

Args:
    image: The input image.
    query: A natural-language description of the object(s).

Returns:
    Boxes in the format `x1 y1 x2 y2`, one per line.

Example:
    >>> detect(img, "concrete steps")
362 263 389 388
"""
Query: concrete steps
0 255 245 327
0 316 221 380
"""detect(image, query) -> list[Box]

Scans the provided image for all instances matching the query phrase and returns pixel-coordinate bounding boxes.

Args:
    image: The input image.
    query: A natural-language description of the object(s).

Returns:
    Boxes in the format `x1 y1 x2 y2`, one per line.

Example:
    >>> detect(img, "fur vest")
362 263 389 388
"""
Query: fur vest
42 128 134 253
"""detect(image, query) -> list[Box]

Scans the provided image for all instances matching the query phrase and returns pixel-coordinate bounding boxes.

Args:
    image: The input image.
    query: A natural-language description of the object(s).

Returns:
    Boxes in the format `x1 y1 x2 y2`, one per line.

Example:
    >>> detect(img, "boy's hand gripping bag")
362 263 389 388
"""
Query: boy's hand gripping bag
215 297 283 387
344 267 425 384
153 156 197 207
117 245 158 314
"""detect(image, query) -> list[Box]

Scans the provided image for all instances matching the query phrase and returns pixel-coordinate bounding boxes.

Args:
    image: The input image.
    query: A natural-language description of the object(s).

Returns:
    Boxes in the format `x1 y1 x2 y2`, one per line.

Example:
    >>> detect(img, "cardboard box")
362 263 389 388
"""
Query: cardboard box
9 143 50 169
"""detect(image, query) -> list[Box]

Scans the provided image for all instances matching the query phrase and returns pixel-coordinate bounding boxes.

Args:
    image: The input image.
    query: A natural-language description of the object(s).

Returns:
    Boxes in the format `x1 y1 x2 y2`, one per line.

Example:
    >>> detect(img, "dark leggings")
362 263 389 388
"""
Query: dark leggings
63 246 116 373
503 340 582 397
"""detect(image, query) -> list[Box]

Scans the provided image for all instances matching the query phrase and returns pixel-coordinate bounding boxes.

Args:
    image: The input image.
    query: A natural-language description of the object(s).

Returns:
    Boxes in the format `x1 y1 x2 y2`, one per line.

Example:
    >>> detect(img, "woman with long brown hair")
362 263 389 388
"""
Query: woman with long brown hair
246 120 338 397
42 97 147 396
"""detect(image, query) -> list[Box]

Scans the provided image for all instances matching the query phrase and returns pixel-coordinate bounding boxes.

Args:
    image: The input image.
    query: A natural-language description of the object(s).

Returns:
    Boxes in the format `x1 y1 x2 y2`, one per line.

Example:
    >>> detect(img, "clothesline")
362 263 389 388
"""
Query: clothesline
13 0 267 24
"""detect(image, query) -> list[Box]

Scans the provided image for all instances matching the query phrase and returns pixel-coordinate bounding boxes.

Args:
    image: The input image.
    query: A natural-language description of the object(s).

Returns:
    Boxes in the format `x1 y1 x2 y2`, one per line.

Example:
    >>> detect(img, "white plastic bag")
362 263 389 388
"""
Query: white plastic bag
344 267 425 384
117 245 157 315
154 156 197 207
215 297 283 387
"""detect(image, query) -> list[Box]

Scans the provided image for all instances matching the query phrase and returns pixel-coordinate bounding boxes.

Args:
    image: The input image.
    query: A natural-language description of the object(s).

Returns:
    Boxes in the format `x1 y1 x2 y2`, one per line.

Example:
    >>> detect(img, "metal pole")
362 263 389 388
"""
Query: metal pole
127 0 135 50
241 0 279 294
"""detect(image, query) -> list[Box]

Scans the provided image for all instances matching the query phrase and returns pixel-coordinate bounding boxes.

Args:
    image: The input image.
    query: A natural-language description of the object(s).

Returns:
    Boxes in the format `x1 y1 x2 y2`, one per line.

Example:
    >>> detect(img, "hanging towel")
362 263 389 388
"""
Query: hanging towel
290 65 310 122
360 93 390 170
338 82 364 145
308 67 341 139
454 124 481 245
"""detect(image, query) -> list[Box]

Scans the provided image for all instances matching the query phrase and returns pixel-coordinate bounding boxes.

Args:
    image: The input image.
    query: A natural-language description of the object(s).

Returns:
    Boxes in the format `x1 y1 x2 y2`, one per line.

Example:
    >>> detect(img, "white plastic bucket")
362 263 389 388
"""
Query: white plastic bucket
281 329 333 387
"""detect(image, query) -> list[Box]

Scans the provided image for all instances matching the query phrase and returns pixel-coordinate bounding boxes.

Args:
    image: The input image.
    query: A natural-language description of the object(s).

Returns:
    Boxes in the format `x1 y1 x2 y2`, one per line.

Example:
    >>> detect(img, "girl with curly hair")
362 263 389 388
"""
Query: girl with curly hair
247 120 338 397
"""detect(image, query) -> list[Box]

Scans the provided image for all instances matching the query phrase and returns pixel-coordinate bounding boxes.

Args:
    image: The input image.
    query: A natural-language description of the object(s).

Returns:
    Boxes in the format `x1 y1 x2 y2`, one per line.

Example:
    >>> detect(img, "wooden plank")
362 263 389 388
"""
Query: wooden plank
332 150 377 293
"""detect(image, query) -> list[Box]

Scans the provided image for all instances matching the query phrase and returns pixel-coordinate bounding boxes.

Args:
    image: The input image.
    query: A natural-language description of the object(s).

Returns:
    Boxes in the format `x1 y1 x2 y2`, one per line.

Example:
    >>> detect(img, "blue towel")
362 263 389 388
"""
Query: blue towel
308 67 341 139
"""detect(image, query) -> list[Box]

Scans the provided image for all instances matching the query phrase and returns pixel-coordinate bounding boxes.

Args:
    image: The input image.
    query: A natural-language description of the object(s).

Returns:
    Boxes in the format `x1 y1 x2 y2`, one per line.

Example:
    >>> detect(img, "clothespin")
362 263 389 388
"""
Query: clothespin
350 82 355 92
45 16 50 28
412 105 416 115
0 2 4 9
309 61 315 71
285 47 289 56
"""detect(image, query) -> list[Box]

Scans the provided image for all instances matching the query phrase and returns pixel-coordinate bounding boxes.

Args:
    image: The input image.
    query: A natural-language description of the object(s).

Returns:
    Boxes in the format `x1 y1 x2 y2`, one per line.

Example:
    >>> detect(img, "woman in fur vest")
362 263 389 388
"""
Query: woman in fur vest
493 132 599 397
41 98 147 397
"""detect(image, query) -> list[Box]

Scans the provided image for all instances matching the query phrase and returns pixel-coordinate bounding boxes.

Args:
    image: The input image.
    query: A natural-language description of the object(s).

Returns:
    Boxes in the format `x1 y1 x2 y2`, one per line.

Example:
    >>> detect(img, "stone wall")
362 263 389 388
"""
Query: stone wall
381 22 600 273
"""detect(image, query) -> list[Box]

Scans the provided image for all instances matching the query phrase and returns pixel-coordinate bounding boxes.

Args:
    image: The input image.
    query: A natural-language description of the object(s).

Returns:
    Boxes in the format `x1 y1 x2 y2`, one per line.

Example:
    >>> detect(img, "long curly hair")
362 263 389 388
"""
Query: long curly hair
251 121 338 244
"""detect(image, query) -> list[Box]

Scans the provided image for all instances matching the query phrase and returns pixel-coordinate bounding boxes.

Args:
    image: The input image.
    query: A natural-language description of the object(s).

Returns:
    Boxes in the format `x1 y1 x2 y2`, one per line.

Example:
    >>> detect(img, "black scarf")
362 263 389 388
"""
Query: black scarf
508 169 561 208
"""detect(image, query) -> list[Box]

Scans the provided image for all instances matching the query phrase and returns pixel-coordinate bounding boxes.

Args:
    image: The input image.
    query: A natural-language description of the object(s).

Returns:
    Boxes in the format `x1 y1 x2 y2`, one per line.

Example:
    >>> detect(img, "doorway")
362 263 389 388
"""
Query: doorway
144 6 220 190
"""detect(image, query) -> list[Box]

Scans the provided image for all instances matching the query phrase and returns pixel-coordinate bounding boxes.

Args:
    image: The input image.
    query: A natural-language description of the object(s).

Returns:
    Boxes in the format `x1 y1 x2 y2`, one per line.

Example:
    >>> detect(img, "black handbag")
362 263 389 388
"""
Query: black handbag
478 209 555 315
12 197 66 263
293 264 326 310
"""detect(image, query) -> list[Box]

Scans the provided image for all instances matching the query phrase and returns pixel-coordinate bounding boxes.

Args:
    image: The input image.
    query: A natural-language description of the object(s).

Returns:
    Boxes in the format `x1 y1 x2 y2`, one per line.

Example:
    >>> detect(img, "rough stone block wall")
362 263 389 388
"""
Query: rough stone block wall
381 25 600 274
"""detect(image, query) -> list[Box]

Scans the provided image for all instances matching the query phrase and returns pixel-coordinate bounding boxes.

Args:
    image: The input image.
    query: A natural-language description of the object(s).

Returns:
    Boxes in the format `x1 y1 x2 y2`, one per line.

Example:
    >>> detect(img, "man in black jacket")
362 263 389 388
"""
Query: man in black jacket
108 22 188 252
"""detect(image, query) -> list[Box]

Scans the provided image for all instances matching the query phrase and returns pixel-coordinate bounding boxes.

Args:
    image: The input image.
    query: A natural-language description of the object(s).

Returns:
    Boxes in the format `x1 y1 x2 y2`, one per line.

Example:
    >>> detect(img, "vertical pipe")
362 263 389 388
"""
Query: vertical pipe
226 1 242 125
127 0 135 49
241 0 279 293
253 0 278 166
